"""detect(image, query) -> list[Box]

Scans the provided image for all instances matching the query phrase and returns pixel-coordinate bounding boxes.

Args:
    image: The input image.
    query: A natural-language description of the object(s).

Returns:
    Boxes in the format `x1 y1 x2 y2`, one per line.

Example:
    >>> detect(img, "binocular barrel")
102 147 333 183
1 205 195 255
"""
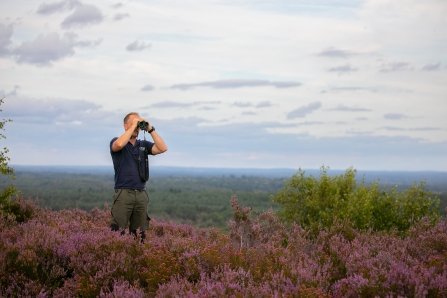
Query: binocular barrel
137 121 149 129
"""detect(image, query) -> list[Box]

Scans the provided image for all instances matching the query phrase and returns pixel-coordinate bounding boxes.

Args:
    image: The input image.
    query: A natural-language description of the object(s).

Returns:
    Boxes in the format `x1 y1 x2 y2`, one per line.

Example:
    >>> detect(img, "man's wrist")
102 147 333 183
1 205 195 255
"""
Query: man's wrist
148 126 155 133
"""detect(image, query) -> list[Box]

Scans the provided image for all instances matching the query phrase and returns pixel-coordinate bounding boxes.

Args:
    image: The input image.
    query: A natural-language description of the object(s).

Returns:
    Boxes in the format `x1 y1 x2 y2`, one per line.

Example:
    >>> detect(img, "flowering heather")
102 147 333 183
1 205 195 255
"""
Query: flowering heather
0 195 446 297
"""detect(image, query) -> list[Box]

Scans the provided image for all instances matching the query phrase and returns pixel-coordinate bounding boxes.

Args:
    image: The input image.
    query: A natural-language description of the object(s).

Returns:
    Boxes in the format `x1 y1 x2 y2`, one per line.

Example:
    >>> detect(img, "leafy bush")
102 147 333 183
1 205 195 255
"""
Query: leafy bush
272 166 440 232
0 98 16 216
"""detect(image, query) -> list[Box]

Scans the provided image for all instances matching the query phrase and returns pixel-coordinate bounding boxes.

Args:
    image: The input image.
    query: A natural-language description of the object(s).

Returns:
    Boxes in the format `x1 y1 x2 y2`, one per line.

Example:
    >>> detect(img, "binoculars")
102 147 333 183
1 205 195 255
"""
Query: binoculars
138 121 149 130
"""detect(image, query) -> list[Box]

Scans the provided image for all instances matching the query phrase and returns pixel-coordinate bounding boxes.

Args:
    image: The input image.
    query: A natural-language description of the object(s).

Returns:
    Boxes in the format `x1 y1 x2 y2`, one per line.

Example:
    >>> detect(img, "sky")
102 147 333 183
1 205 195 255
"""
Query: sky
1 0 446 171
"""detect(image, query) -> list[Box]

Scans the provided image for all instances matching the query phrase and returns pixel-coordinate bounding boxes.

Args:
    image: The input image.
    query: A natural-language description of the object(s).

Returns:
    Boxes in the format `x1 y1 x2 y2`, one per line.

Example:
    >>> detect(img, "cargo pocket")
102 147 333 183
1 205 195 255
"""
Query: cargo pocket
145 213 151 230
112 189 123 204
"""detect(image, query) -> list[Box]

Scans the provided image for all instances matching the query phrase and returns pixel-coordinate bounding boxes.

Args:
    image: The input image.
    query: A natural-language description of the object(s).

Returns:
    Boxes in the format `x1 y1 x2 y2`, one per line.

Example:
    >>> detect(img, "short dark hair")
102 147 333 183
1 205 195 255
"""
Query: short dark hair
124 112 139 124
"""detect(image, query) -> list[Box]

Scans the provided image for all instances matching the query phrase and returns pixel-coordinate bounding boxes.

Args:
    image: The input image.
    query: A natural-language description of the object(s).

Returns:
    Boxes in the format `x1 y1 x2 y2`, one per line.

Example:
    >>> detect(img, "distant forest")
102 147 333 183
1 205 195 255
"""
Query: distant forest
1 167 446 232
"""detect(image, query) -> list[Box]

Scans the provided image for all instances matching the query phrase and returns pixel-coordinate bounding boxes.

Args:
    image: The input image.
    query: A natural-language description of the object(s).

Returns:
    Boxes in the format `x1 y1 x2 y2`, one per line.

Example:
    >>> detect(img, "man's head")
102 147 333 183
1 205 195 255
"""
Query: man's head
124 112 139 125
123 112 140 138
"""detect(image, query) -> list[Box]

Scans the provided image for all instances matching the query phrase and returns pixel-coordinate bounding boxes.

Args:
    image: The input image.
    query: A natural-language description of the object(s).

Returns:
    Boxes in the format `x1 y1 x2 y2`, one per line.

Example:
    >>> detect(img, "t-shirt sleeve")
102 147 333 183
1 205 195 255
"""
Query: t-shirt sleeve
145 140 155 155
110 137 118 153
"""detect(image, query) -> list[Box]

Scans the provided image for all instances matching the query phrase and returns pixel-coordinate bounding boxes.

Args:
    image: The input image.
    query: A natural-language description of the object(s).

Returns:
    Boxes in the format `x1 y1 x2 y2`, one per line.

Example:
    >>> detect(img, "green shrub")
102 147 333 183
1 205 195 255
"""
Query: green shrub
272 166 440 232
0 98 16 217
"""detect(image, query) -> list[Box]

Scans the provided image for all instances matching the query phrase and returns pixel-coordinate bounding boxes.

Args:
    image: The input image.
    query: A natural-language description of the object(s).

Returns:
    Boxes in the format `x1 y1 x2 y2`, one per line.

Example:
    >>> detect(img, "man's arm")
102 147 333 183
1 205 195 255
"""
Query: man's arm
148 126 168 155
111 118 139 152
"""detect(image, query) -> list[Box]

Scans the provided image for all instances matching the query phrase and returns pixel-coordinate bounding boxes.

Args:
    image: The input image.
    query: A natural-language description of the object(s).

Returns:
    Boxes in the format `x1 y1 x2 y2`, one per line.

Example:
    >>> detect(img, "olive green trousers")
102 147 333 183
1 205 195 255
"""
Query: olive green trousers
110 189 150 233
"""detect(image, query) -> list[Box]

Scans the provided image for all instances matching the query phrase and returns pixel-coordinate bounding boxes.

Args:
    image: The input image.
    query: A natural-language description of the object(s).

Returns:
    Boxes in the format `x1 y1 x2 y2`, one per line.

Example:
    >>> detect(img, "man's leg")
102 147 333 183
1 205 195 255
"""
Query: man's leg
110 189 134 234
129 190 150 242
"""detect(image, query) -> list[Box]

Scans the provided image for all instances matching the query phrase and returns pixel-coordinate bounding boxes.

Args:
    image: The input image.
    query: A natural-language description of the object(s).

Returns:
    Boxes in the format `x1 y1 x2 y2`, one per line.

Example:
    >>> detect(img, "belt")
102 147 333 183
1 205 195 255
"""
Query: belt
115 188 145 193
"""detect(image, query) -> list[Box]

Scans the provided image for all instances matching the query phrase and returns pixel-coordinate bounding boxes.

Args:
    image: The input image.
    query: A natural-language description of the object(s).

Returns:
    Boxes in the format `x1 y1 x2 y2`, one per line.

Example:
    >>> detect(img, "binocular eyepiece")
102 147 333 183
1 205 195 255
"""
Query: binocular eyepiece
138 121 149 130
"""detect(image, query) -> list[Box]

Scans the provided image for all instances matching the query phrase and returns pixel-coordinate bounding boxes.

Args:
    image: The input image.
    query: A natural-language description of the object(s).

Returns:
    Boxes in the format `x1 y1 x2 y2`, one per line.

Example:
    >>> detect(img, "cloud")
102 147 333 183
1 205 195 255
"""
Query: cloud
145 100 221 108
61 4 104 28
111 2 123 9
13 32 100 66
256 101 273 108
328 104 372 112
287 102 322 119
318 47 357 58
126 40 151 51
14 32 75 66
232 101 252 108
74 38 103 48
380 62 412 73
384 113 408 120
328 64 358 73
242 111 257 115
2 94 107 125
140 84 154 92
150 101 195 108
36 0 80 15
0 23 13 56
113 13 130 21
169 79 302 90
325 87 378 93
382 126 441 131
421 62 441 71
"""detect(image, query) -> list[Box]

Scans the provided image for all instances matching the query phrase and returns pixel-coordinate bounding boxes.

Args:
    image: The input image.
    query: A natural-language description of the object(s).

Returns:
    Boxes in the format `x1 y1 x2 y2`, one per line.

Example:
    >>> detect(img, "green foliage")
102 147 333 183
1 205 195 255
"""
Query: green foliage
0 98 16 214
272 166 441 232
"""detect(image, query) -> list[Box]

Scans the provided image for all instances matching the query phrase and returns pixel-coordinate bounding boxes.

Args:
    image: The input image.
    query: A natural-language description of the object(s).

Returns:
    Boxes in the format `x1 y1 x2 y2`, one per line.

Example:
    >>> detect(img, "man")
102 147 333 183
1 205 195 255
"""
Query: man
110 112 168 242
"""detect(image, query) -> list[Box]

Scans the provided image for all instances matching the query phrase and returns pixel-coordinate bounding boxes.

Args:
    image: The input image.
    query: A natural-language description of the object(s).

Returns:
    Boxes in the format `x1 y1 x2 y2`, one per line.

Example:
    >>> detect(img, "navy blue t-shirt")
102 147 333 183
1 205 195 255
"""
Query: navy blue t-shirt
110 137 155 190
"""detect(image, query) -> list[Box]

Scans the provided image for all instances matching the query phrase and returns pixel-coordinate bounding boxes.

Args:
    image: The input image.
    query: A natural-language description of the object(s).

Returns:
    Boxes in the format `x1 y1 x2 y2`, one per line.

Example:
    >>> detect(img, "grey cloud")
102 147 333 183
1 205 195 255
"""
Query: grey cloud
328 64 358 73
327 87 378 93
0 86 20 97
356 117 368 121
384 113 408 120
36 0 80 15
328 104 371 112
112 3 123 9
2 95 108 125
146 100 220 108
318 47 357 58
232 102 252 108
409 127 441 131
382 126 441 131
0 23 13 56
422 62 441 71
287 102 322 119
126 40 151 51
151 101 194 108
113 13 130 21
380 62 412 73
242 111 257 115
14 32 76 66
13 32 99 66
141 84 154 92
74 38 103 48
169 79 302 90
199 106 218 111
256 101 273 108
295 121 323 126
61 4 104 28
382 126 405 131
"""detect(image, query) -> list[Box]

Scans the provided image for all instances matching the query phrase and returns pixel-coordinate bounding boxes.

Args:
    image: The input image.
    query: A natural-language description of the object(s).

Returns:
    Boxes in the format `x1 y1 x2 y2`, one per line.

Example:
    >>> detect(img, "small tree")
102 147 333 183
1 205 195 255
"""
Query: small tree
0 98 16 212
272 166 440 232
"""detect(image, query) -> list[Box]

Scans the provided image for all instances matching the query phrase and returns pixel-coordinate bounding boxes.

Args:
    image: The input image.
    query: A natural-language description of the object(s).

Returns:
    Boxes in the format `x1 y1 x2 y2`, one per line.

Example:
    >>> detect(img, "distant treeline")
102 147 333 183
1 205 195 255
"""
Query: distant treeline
1 169 446 231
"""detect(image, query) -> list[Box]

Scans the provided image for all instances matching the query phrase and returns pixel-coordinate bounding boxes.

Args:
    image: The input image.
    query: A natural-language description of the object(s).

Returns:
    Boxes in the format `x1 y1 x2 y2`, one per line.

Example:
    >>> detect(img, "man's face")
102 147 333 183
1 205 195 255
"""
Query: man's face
124 114 140 137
